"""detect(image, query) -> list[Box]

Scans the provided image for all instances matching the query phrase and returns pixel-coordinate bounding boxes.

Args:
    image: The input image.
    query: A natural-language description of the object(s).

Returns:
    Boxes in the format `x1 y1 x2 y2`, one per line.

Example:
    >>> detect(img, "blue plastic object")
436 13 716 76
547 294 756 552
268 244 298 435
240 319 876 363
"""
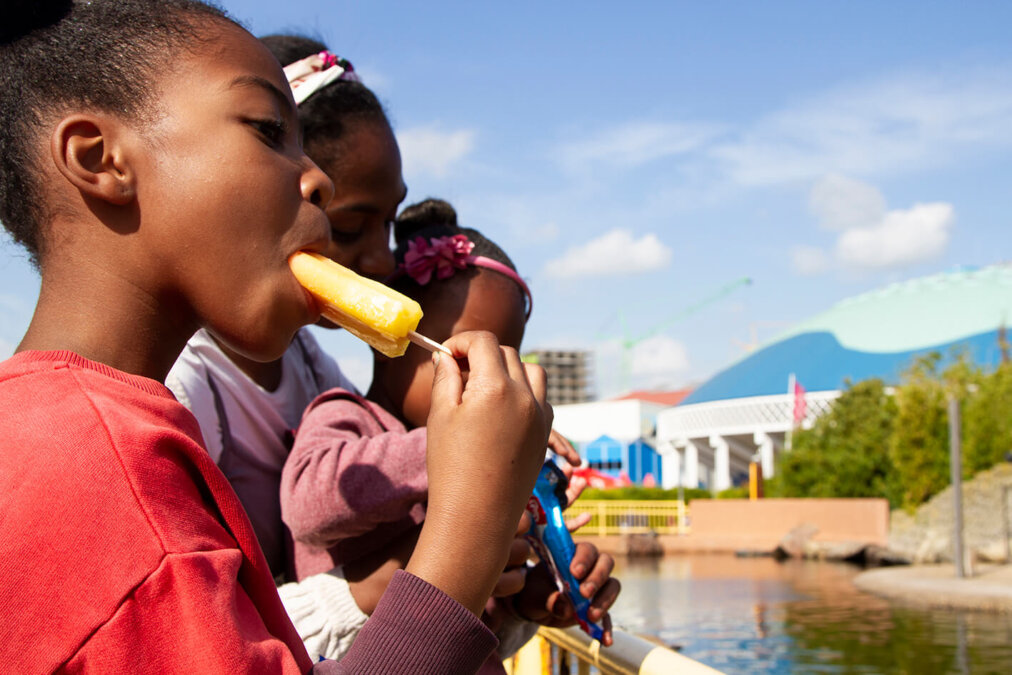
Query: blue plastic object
524 460 604 641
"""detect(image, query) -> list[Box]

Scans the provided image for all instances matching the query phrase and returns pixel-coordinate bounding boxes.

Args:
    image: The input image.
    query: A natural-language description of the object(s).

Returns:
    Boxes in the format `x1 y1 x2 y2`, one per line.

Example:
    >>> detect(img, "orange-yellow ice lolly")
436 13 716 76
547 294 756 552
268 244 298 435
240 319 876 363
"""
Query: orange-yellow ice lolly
289 252 449 357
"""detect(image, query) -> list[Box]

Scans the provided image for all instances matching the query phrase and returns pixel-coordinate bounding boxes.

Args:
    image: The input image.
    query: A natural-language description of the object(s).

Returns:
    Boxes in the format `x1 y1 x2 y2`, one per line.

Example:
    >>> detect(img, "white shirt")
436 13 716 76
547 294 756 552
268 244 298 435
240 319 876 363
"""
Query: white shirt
166 328 355 576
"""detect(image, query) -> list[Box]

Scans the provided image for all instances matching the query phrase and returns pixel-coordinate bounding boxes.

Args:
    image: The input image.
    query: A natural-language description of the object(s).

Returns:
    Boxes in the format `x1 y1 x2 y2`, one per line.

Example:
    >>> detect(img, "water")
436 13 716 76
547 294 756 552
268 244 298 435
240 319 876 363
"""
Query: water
608 555 1012 674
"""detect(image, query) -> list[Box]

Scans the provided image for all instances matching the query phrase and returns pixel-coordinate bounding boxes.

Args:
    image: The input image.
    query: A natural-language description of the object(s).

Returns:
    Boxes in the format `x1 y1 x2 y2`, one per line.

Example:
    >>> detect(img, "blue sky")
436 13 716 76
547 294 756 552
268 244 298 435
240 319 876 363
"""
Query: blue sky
3 1 1012 397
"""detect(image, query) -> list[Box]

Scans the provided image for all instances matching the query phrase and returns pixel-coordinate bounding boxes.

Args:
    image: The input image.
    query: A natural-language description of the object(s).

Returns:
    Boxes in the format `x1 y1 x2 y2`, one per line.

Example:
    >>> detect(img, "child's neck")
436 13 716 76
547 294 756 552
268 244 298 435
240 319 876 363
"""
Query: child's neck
19 263 198 382
213 337 284 392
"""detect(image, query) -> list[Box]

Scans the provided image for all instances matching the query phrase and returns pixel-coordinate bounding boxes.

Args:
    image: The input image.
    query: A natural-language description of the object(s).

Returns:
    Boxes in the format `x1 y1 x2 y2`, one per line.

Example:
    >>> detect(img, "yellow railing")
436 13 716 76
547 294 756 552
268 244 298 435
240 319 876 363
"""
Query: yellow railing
566 500 689 536
504 626 724 675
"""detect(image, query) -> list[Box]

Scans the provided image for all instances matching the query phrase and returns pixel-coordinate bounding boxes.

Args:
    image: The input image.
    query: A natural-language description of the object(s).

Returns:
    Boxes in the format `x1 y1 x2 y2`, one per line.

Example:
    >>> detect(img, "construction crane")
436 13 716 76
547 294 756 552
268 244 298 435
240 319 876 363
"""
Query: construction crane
598 276 752 392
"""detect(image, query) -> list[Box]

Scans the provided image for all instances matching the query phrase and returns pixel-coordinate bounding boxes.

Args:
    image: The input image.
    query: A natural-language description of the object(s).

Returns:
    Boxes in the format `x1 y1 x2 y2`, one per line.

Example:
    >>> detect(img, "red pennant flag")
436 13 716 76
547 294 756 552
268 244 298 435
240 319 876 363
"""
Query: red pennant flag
793 380 807 426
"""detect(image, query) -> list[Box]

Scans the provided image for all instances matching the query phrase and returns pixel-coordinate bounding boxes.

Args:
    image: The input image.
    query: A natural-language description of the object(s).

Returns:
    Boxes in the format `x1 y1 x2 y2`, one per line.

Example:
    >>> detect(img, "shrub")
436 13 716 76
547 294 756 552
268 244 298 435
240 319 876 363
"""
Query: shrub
578 486 712 502
768 378 898 506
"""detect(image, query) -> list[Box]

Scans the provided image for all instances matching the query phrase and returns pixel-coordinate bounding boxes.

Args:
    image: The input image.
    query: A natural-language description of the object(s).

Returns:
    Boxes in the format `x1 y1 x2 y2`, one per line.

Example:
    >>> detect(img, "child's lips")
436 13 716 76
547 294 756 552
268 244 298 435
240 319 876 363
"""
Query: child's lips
297 284 321 320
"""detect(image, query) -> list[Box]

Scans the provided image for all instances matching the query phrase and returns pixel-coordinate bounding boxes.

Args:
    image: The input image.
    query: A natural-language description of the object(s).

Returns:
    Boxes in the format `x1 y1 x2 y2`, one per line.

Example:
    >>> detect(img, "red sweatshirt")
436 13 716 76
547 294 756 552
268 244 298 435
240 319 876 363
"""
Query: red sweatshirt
0 352 495 674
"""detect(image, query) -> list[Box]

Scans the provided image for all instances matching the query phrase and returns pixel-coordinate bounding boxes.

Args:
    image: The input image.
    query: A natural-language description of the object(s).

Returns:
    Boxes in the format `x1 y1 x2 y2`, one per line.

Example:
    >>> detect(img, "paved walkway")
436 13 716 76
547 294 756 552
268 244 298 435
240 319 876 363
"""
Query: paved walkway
854 563 1012 612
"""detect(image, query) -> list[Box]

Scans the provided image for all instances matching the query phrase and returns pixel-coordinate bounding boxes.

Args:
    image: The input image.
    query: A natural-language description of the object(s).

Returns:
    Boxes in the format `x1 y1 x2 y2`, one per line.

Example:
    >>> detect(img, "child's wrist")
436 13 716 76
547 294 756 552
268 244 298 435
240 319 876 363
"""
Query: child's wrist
407 511 509 616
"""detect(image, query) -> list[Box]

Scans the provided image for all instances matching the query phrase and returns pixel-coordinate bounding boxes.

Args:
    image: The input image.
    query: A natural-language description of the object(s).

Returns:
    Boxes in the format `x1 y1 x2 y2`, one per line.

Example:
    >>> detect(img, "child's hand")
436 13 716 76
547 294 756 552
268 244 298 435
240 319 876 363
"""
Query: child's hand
492 513 533 597
407 331 552 616
511 543 620 646
548 428 581 468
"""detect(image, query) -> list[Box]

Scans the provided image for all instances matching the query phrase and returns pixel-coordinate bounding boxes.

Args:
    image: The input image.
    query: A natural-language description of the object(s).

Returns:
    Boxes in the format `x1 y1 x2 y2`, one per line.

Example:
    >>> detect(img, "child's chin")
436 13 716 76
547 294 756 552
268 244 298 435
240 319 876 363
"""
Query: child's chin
315 316 341 331
215 331 293 363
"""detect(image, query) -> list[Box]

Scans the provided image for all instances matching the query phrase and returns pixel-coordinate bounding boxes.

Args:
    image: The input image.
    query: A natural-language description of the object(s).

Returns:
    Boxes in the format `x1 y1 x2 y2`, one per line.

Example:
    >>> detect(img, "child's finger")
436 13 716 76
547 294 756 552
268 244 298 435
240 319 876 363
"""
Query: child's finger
548 591 574 622
522 362 550 418
428 348 462 407
588 578 621 618
564 474 588 507
500 345 529 387
506 537 532 568
442 330 508 382
565 511 592 533
572 544 615 600
492 566 527 598
569 541 598 580
547 429 581 467
515 511 532 536
601 612 614 647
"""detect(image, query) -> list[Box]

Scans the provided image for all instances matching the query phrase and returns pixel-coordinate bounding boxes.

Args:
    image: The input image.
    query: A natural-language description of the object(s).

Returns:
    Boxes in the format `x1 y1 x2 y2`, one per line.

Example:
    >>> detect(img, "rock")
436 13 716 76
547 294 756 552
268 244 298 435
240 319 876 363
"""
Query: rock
625 531 663 557
863 544 910 567
888 464 1012 565
975 540 1012 564
777 523 819 558
810 540 867 562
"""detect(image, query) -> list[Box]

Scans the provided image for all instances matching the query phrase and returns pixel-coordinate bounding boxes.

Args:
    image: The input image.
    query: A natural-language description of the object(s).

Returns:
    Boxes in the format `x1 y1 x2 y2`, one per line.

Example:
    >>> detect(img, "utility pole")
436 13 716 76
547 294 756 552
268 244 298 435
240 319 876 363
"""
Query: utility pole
948 396 966 578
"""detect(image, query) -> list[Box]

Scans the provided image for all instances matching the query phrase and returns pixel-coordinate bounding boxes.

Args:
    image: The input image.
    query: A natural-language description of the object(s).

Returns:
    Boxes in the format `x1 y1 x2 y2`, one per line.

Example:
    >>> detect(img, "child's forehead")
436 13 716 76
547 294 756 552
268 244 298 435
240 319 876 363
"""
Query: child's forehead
166 22 290 98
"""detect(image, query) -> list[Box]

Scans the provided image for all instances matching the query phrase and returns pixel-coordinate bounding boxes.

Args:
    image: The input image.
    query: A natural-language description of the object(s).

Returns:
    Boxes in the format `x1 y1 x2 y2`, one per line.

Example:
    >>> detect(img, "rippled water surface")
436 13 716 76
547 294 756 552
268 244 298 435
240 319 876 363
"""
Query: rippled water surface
608 556 1012 674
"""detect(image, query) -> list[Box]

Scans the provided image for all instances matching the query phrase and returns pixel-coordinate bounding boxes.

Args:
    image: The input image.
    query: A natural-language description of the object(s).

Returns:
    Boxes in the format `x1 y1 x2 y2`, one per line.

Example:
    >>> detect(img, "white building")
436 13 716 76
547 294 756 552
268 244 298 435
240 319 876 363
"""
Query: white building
656 265 1012 490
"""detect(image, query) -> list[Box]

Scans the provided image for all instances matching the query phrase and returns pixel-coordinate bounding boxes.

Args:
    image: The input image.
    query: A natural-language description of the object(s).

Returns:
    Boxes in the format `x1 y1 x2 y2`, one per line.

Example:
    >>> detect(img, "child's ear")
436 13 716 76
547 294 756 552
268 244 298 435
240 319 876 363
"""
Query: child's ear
50 114 136 206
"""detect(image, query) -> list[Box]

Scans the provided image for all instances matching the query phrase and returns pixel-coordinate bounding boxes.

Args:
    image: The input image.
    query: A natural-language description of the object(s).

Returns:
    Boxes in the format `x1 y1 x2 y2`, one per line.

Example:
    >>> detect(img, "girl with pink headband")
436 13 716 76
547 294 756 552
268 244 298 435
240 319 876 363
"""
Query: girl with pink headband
281 199 621 672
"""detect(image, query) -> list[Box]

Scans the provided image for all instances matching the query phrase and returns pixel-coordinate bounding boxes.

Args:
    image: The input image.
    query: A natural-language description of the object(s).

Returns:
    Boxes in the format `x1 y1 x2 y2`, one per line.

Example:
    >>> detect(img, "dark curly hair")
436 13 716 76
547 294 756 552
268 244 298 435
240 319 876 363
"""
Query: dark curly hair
258 34 390 161
391 198 528 318
394 198 517 272
0 0 237 265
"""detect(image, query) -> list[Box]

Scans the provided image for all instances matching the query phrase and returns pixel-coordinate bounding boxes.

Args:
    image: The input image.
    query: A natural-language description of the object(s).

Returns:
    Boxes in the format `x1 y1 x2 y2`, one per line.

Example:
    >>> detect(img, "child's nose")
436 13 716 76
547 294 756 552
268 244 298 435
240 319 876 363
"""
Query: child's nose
301 157 335 209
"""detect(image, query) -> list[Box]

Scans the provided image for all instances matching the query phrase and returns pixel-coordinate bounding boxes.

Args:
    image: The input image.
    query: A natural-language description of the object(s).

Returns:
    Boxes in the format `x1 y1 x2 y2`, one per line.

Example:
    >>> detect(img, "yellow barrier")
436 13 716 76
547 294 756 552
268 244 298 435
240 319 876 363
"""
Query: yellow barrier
504 626 724 675
565 500 689 536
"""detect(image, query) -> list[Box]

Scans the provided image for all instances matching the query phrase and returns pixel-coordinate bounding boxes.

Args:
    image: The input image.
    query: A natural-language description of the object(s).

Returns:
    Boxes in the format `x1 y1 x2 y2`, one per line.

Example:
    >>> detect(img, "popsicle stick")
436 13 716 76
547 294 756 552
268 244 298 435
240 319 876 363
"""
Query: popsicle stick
408 330 453 355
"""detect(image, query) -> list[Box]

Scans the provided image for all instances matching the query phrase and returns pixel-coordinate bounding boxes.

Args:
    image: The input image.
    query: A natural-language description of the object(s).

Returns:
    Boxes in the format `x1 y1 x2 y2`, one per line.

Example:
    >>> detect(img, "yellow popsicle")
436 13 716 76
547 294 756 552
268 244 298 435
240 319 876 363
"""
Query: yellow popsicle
289 251 437 357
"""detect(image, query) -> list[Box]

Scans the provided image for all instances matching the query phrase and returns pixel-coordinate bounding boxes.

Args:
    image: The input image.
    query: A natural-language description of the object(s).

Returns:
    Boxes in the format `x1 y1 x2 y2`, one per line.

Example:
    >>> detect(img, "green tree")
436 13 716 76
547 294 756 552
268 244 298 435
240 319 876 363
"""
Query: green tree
768 378 898 505
889 353 953 510
963 360 1012 475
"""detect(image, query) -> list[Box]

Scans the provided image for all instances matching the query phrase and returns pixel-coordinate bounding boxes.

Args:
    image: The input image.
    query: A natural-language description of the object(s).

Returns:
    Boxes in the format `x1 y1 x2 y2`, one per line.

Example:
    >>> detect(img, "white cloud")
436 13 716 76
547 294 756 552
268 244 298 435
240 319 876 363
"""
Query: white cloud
590 336 689 397
712 69 1012 186
795 175 954 274
791 245 831 276
557 121 724 170
809 173 886 231
545 229 672 279
396 126 476 179
550 68 1012 193
630 335 689 379
835 202 954 269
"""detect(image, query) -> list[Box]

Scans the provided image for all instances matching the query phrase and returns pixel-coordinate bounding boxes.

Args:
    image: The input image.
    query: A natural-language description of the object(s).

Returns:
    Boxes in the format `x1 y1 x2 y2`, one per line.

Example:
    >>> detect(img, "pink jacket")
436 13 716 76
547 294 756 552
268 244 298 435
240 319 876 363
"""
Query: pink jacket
282 388 429 580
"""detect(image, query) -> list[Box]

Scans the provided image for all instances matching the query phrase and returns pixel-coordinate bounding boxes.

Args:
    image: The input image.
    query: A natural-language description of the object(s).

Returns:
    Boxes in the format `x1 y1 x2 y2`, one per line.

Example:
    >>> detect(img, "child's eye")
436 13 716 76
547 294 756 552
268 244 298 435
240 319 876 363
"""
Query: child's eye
331 226 363 244
248 118 288 147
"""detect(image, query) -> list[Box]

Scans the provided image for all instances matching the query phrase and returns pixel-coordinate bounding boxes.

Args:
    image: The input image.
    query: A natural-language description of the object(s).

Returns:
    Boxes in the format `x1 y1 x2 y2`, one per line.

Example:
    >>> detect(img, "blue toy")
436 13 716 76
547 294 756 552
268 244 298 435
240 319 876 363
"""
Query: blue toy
524 459 605 641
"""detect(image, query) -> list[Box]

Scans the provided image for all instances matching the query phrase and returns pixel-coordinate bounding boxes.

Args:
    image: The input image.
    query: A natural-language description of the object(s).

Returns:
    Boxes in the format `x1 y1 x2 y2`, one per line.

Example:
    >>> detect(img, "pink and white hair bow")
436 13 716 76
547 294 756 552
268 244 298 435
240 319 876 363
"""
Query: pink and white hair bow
283 51 360 106
401 234 533 319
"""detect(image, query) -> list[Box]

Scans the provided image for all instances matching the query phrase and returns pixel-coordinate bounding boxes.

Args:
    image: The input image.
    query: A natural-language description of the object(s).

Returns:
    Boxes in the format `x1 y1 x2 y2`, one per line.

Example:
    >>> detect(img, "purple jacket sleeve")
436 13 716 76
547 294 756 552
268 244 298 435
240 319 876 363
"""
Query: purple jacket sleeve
309 571 498 674
281 391 429 550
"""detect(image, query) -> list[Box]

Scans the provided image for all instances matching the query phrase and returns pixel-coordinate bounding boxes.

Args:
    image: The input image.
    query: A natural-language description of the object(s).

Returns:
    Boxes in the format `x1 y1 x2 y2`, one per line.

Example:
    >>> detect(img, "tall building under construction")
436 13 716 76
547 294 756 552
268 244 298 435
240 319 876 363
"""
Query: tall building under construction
522 350 594 405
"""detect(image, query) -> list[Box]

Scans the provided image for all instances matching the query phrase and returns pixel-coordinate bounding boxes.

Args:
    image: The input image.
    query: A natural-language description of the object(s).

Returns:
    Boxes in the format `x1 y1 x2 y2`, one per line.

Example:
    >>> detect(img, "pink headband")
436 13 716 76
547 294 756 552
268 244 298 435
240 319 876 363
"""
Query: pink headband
283 50 360 106
397 234 532 320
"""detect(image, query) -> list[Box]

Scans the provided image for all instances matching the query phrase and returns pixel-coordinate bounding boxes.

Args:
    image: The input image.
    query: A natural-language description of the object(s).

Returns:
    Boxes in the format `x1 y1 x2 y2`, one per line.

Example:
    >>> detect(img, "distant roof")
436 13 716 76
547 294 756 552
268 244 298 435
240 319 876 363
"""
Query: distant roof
613 390 692 406
683 265 1012 405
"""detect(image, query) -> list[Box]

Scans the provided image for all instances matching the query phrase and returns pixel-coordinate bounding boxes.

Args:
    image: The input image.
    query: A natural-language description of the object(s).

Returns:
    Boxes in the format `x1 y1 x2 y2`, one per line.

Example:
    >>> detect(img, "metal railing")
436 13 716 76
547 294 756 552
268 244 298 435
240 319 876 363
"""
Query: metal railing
566 500 689 536
656 390 840 441
504 626 724 675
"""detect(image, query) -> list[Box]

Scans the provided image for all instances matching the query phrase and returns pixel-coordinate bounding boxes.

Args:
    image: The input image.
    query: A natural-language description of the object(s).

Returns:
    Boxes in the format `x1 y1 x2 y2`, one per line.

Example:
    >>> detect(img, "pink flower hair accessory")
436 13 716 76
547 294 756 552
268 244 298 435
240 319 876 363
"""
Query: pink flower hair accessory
400 234 533 319
403 234 475 285
283 50 360 106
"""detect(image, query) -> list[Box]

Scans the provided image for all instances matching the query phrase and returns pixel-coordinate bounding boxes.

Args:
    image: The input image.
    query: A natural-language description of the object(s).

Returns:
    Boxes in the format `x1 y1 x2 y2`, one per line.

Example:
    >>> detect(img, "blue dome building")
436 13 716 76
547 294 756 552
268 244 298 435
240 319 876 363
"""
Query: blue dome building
657 265 1012 490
